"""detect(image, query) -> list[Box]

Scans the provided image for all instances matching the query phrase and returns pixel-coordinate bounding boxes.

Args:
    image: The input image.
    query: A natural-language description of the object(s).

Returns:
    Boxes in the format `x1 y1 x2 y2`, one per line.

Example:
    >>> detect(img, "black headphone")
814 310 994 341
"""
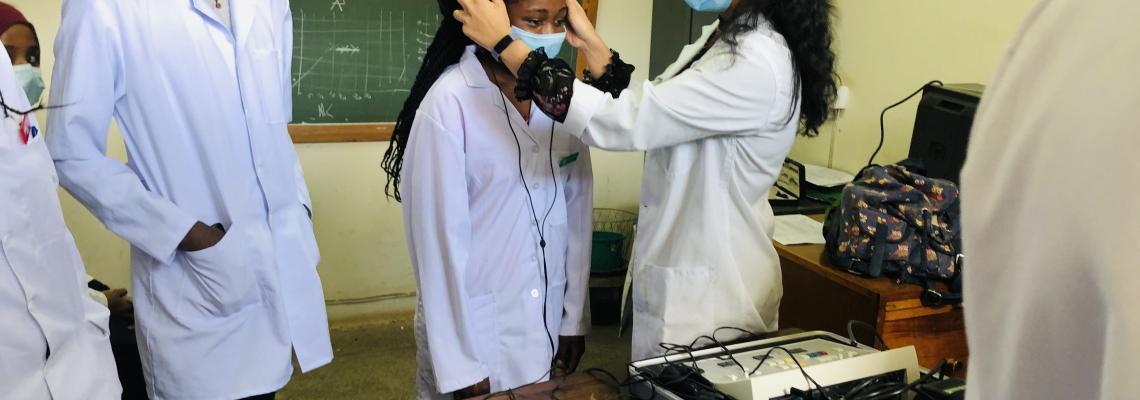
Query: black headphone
486 52 561 379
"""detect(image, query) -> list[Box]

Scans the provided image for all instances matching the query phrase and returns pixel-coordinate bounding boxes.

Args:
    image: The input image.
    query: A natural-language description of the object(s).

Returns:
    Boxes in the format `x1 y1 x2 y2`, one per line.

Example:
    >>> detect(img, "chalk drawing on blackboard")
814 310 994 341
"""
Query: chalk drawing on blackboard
291 3 442 123
317 103 335 118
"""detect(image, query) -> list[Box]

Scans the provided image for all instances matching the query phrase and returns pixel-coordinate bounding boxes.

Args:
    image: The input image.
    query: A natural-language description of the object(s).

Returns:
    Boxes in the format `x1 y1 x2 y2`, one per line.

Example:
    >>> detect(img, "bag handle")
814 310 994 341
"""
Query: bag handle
868 223 889 278
920 258 964 307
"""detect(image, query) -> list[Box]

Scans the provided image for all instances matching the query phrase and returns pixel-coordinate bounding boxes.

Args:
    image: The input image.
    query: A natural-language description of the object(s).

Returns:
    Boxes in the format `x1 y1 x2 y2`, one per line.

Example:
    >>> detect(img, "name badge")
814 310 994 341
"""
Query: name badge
559 152 580 167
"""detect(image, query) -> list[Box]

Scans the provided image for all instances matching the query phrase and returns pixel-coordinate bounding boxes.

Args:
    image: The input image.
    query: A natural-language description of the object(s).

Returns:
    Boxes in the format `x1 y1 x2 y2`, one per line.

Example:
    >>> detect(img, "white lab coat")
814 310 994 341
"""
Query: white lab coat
960 1 1140 399
402 47 593 397
561 20 798 361
0 55 121 399
46 0 332 399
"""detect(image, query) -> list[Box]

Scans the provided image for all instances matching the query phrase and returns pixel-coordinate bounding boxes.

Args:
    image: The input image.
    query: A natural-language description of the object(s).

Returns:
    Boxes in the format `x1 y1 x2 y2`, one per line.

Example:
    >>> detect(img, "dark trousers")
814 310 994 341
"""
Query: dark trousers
110 324 148 400
110 322 276 400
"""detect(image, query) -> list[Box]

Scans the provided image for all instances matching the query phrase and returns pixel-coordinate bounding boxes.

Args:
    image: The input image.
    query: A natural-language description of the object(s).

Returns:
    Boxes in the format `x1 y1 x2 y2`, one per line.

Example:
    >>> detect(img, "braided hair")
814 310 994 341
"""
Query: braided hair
381 0 473 202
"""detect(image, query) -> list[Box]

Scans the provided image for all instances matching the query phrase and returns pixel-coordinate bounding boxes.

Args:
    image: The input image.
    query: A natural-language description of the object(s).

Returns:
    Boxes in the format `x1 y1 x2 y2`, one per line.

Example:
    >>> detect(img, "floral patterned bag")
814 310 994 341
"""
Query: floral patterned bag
823 164 963 306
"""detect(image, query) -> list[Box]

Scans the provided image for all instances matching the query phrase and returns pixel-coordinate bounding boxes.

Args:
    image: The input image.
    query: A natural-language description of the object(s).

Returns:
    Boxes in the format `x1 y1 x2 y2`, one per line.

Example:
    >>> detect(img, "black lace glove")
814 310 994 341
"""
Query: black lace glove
582 50 635 98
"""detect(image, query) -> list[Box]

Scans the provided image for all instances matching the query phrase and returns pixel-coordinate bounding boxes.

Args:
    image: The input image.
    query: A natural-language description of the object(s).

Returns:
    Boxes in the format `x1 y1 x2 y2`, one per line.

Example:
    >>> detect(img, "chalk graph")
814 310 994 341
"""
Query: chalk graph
291 0 441 123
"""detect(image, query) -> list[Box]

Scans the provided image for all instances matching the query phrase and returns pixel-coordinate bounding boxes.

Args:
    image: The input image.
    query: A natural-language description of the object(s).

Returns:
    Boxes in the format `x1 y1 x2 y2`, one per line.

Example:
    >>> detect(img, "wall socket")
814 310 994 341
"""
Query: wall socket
833 85 851 110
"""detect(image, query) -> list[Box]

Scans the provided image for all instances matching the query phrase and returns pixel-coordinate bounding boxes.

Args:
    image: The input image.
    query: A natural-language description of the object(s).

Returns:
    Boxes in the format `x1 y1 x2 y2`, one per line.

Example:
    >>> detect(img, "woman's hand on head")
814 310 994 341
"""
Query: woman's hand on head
564 0 600 50
565 0 612 77
454 0 513 51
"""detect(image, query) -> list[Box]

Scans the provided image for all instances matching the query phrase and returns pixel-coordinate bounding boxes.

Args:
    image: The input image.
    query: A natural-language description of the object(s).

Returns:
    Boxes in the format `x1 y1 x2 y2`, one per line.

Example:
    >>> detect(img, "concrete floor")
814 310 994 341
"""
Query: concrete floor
277 319 632 399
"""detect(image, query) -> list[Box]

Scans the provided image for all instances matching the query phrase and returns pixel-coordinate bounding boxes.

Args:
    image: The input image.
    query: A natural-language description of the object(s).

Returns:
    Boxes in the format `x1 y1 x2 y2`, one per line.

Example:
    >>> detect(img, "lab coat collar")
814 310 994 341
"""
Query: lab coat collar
190 0 225 29
458 45 541 145
458 46 508 114
459 46 496 90
189 0 254 45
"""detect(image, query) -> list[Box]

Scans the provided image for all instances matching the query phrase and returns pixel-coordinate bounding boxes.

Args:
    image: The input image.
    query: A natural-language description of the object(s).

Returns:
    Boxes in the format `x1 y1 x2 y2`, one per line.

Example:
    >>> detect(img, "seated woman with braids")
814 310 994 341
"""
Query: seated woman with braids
380 0 632 398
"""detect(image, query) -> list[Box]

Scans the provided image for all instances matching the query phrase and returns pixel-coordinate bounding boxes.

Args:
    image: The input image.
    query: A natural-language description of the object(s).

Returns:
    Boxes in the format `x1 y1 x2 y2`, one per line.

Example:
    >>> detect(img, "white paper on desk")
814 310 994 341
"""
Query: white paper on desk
804 163 855 188
773 214 827 245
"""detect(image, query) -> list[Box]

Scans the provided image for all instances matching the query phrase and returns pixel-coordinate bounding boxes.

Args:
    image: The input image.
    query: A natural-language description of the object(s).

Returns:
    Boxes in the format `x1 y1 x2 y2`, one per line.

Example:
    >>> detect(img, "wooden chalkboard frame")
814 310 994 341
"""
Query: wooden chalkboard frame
289 0 601 144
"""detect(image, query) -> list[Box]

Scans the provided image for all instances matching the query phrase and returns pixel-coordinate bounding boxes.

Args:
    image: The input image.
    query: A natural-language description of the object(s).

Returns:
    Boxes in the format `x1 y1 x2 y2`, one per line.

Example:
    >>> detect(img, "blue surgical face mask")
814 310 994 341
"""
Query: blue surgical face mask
510 26 566 58
13 64 44 105
684 0 732 13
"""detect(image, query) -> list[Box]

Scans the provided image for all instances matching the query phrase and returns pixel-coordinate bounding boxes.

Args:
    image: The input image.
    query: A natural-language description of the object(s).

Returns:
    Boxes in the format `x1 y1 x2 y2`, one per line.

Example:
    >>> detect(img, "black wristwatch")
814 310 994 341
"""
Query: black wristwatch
493 35 515 57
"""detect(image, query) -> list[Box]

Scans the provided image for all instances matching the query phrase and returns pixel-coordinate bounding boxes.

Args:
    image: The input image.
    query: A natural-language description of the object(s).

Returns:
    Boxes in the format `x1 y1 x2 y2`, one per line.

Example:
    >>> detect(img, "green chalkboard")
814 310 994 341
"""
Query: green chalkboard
289 0 437 124
289 0 577 124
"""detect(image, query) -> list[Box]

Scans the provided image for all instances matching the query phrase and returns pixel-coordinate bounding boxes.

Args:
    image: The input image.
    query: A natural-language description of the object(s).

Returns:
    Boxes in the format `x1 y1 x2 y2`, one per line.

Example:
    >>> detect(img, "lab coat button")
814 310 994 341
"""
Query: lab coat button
531 289 540 298
531 183 541 189
531 257 538 263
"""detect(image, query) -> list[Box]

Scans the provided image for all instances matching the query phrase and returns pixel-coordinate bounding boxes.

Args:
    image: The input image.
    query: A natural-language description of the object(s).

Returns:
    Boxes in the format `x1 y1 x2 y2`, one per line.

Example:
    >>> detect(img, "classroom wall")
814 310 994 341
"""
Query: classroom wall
14 0 650 322
789 0 1041 174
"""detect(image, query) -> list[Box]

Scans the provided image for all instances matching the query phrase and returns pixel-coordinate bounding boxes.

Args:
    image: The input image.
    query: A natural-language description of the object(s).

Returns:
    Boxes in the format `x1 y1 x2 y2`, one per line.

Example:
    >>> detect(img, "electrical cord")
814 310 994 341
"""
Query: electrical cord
846 320 889 350
712 326 759 340
845 359 949 400
866 80 944 169
481 60 563 400
585 324 966 400
596 324 952 400
644 327 835 400
692 335 747 375
748 346 835 400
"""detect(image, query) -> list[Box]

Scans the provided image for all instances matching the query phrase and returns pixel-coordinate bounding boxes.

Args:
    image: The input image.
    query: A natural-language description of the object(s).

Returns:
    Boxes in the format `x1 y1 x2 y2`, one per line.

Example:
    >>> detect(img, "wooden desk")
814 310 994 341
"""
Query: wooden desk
776 224 969 374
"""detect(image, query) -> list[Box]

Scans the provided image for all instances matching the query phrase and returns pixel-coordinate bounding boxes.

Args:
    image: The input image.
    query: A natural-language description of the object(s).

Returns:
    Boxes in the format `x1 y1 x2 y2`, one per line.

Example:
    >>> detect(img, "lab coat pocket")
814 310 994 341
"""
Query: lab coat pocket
468 293 499 380
181 225 259 317
633 264 713 340
249 49 291 124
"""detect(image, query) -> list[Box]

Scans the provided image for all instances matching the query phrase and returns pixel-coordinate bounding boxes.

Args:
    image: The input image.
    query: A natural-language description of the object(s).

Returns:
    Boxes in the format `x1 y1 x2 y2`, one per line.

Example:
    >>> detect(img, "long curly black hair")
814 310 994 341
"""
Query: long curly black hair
381 0 472 202
720 0 838 137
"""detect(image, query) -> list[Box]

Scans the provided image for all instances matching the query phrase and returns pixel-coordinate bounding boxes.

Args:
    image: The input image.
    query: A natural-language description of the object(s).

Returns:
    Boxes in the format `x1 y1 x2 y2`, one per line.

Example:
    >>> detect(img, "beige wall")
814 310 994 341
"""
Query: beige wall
13 0 650 322
790 0 1041 173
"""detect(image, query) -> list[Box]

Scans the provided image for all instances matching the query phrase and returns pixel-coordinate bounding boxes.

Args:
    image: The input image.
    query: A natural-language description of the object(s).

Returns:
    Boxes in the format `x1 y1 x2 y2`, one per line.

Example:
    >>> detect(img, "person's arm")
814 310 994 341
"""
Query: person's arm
454 0 613 79
457 0 776 151
560 140 593 338
47 0 200 263
279 3 313 218
581 51 636 98
402 112 489 394
559 47 780 152
555 139 593 374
